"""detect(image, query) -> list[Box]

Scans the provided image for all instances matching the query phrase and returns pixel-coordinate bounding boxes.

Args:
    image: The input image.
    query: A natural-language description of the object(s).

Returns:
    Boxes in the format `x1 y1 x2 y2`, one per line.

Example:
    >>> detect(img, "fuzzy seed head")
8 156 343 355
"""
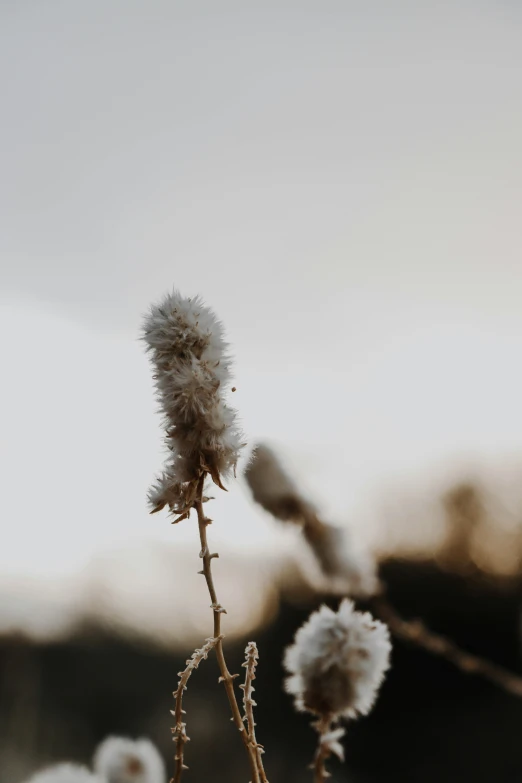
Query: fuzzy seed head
284 599 391 720
93 737 166 783
143 290 244 517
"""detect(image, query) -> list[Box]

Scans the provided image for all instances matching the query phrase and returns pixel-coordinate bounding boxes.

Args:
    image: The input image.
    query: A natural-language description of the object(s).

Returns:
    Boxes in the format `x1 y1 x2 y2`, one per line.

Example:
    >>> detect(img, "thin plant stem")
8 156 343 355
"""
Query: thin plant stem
241 642 268 783
172 635 222 783
194 478 261 783
373 595 522 697
312 715 334 783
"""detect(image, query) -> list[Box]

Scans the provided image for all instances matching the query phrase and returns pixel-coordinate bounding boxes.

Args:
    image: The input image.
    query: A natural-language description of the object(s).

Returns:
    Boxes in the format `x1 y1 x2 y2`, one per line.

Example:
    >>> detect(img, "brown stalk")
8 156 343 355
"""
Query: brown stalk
372 595 522 697
312 715 334 783
171 635 223 783
241 642 268 783
194 477 261 783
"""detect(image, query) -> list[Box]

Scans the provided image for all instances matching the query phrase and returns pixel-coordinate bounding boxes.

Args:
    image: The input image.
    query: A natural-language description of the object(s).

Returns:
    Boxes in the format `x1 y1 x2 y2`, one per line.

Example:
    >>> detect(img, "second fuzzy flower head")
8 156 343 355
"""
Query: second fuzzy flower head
284 599 391 721
143 290 245 520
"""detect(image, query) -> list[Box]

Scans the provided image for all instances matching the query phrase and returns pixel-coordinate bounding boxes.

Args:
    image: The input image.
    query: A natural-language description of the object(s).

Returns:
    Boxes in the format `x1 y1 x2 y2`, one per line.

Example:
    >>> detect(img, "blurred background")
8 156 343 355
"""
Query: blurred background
2 1 522 780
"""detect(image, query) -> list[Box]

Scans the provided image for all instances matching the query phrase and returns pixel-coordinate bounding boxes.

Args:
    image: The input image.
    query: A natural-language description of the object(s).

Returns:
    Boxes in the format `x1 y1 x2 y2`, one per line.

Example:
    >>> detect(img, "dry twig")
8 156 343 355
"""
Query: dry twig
171 638 222 783
194 478 262 782
310 715 345 783
373 596 522 697
241 642 268 783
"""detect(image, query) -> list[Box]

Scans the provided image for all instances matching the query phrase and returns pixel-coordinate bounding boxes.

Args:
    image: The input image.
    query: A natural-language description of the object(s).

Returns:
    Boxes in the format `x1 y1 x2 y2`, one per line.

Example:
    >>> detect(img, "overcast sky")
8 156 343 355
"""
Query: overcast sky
1 0 522 585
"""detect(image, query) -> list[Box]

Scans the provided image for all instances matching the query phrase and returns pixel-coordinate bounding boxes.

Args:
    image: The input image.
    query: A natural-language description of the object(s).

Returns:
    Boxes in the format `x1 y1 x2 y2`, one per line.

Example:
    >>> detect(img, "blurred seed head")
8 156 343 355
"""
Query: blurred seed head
284 599 391 721
25 764 102 783
93 737 166 783
245 443 379 596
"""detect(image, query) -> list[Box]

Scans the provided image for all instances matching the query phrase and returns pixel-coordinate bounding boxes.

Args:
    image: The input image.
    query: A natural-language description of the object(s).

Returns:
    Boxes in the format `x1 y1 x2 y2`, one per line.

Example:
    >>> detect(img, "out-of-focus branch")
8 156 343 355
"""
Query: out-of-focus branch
245 444 378 596
247 442 522 701
372 596 522 698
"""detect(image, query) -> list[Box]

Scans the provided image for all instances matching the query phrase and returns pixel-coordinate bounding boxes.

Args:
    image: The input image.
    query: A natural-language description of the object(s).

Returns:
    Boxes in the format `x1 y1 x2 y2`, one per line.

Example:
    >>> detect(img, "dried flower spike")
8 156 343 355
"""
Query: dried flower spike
284 599 391 721
143 290 244 519
245 444 315 523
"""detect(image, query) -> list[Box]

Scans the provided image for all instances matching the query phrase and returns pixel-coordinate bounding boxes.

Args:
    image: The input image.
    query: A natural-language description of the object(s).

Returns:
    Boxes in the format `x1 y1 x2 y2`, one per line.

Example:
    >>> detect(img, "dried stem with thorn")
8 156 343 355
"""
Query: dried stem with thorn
172 635 223 783
194 480 261 782
311 716 344 783
241 642 268 783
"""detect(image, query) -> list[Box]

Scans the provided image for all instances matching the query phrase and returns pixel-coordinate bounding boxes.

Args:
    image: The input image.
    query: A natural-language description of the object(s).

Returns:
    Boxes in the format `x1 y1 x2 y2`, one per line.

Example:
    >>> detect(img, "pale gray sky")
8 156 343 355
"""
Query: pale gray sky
1 1 522 592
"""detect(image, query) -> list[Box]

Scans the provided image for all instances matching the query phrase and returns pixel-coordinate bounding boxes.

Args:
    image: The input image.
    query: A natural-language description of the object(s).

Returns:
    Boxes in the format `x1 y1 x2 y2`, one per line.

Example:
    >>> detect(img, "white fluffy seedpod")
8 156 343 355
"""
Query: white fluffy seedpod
93 737 166 783
143 290 244 519
25 764 102 783
284 599 391 720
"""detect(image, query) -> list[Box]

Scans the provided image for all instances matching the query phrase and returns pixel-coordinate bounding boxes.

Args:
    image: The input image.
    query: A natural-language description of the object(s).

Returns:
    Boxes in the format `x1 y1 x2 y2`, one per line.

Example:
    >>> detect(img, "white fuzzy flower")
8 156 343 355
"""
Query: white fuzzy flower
25 764 102 783
284 599 391 720
143 290 244 518
93 737 166 783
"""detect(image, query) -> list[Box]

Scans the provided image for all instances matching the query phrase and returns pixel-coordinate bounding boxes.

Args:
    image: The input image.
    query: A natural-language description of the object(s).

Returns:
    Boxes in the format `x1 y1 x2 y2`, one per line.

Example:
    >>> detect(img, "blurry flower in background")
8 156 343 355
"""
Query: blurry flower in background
245 443 379 596
284 599 391 778
25 763 102 782
245 443 316 524
25 737 165 783
93 737 166 783
284 599 391 721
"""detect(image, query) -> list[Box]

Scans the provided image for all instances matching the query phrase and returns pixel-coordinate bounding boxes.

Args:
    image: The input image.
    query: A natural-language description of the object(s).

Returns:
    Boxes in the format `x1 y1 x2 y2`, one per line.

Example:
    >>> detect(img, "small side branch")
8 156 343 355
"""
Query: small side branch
171 635 223 783
373 596 522 698
241 642 268 783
